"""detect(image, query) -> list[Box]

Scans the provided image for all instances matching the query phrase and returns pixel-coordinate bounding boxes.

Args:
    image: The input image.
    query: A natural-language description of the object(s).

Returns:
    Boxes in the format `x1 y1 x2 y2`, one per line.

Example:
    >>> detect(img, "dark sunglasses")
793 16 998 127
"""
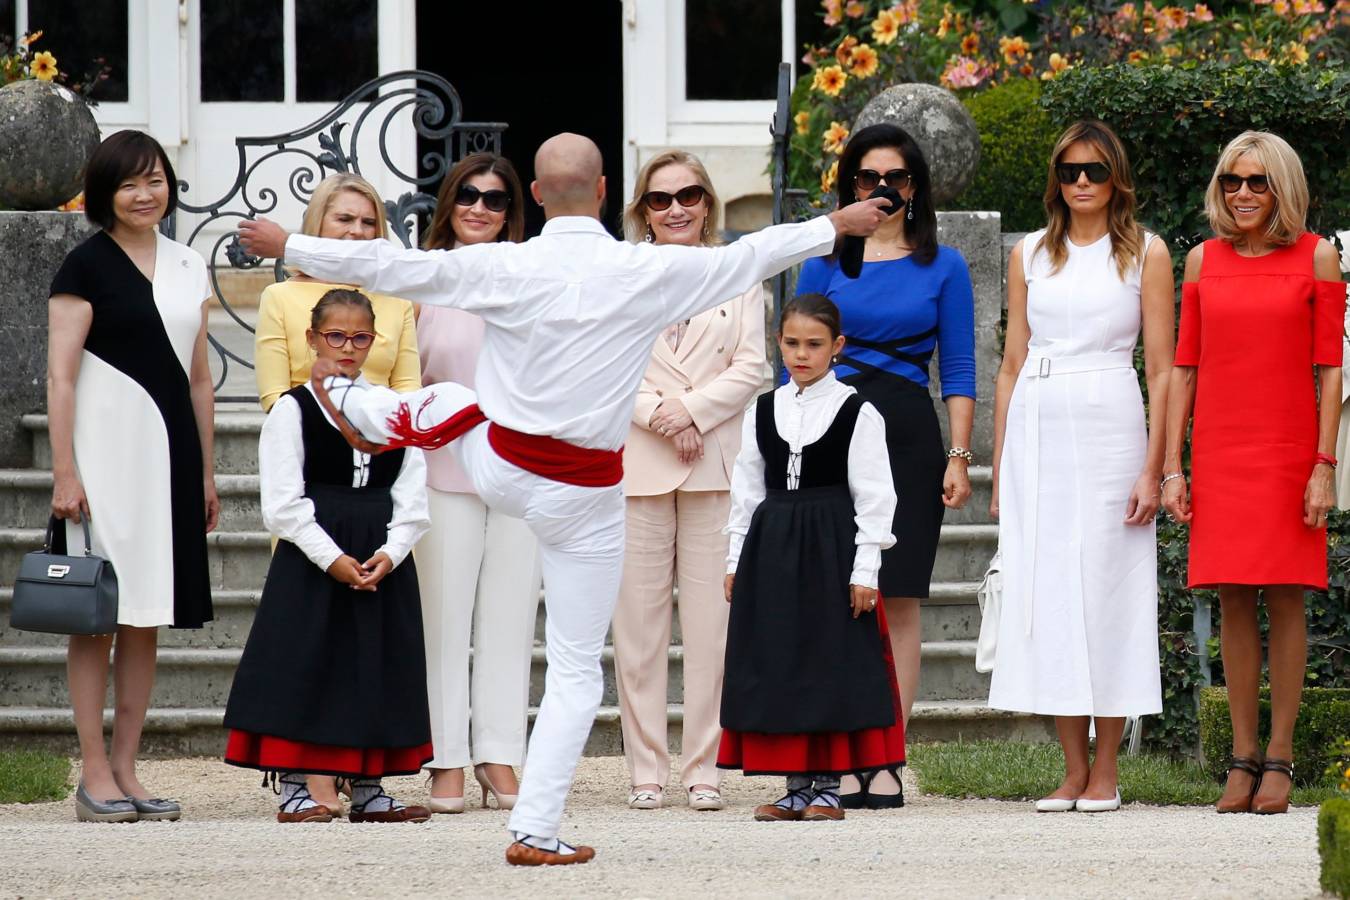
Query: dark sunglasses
1217 173 1269 194
1055 162 1111 185
318 330 376 350
454 185 511 212
642 184 706 211
854 168 913 192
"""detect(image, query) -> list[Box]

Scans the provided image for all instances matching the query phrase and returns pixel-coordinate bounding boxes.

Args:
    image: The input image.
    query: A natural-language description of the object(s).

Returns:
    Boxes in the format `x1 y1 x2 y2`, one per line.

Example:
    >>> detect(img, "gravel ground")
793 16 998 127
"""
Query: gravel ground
0 756 1324 899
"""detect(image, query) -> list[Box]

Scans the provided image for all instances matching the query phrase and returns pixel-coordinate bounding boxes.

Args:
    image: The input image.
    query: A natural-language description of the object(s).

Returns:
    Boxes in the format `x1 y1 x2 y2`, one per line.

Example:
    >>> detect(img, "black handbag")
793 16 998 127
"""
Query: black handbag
11 515 118 635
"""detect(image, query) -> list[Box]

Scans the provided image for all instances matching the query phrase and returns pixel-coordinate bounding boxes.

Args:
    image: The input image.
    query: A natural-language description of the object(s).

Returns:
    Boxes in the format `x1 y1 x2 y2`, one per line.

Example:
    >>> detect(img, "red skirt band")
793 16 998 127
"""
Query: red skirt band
717 598 906 776
381 398 623 487
224 730 433 778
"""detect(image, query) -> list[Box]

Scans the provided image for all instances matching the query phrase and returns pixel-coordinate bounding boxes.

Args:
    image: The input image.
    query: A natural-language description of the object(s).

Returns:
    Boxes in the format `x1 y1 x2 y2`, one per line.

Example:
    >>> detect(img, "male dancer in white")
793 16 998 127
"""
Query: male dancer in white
239 133 889 865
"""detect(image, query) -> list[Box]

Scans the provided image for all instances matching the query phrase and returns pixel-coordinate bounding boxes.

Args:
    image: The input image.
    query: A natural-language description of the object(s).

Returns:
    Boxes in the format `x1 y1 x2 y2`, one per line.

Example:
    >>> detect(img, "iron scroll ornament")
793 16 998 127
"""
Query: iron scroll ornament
165 69 506 402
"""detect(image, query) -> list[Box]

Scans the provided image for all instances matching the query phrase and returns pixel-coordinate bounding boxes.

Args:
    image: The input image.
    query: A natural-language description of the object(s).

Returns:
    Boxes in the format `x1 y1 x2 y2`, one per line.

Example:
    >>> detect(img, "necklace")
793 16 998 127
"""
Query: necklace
869 241 913 258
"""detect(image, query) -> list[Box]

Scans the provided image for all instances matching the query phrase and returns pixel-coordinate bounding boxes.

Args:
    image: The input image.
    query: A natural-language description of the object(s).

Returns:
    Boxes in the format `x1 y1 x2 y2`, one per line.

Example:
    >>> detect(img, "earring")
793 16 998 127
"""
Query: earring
644 226 654 243
906 202 914 222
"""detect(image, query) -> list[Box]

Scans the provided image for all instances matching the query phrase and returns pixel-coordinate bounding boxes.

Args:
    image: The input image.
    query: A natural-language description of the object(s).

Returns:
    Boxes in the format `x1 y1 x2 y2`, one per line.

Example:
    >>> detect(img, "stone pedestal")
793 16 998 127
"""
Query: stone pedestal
932 210 1002 462
0 211 94 466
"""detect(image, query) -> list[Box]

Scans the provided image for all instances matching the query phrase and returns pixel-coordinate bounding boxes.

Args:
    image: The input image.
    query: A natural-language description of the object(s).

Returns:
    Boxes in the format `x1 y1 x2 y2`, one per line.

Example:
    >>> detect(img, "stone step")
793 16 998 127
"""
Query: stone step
0 698 1051 758
929 524 997 584
0 588 262 650
0 579 981 650
24 411 267 477
0 470 264 533
0 528 273 592
0 639 988 710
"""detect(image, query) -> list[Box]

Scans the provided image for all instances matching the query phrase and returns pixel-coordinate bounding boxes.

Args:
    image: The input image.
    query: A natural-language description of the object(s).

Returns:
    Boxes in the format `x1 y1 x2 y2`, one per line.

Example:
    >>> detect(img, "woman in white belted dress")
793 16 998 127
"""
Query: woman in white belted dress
989 120 1173 813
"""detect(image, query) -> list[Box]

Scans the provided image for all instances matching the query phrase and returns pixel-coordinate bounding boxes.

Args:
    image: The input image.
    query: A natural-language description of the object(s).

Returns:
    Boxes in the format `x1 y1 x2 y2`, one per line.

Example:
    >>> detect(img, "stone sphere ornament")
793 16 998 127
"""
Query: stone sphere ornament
853 83 981 206
0 80 101 210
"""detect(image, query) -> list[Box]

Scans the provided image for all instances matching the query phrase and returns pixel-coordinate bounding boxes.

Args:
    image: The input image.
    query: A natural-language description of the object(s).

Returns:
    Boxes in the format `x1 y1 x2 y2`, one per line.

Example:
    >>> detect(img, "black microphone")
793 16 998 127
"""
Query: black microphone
839 185 904 279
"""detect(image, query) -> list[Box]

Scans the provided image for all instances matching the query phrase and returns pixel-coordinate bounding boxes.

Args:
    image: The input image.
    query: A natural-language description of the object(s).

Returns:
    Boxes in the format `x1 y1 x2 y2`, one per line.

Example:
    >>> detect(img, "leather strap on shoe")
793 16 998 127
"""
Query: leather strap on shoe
1227 756 1264 778
1260 758 1294 780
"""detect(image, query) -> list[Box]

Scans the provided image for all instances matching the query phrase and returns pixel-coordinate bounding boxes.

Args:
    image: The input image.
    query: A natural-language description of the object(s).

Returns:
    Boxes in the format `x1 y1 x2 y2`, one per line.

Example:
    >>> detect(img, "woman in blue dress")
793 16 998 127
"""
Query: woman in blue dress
795 123 977 806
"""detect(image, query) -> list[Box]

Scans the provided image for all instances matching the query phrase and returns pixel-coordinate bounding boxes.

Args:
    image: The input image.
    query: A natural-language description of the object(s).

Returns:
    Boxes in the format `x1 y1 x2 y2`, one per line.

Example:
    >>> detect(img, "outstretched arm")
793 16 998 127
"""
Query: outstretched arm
237 218 500 309
659 198 893 324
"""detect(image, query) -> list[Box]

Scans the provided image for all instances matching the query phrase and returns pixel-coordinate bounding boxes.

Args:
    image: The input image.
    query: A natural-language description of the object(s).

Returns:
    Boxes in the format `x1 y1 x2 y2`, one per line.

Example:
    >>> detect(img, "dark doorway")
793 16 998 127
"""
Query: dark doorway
417 3 625 238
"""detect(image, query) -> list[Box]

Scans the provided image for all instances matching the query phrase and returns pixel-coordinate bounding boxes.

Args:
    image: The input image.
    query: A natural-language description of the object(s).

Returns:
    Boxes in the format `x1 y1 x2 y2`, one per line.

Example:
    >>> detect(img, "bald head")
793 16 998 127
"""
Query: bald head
532 133 605 218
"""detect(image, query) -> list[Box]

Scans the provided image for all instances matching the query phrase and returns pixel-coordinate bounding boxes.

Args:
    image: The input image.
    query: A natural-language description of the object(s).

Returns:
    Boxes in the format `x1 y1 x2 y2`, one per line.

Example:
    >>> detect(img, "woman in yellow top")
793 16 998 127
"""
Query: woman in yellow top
254 173 420 411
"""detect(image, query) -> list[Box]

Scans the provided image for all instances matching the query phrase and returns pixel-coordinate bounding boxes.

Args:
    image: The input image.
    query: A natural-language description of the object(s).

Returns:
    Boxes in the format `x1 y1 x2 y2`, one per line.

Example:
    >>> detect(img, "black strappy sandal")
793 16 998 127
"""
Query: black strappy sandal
1215 756 1263 814
863 766 906 810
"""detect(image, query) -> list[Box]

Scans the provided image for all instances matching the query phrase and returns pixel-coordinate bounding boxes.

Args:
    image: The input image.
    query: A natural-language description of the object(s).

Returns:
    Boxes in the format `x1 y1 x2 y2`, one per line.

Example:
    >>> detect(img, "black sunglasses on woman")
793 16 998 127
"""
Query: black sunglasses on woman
455 185 511 212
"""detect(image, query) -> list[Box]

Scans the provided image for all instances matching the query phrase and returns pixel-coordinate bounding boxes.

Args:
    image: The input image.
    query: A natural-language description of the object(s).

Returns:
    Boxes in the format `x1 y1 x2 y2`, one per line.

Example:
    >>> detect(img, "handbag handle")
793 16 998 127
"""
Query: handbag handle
45 514 94 557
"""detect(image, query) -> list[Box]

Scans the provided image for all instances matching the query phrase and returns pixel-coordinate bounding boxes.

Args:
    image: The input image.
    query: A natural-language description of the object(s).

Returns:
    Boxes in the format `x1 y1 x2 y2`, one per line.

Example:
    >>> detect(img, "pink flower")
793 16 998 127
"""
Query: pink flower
941 56 993 89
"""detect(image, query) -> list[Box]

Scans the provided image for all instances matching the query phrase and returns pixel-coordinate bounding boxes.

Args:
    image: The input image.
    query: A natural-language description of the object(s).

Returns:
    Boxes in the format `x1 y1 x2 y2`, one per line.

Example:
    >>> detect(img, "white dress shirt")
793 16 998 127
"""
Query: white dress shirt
725 371 897 589
260 381 430 572
284 215 837 451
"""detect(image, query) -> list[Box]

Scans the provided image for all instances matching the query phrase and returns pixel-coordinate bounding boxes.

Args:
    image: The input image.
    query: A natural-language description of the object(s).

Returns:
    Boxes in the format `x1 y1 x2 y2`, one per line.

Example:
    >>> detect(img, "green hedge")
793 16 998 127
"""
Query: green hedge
1198 686 1350 787
1323 798 1350 899
1042 61 1350 756
956 79 1057 233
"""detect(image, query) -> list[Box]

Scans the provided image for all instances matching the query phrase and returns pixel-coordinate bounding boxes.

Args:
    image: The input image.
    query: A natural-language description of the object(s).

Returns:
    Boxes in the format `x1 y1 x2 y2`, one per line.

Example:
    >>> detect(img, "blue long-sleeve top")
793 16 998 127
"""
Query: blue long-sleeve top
792 247 977 399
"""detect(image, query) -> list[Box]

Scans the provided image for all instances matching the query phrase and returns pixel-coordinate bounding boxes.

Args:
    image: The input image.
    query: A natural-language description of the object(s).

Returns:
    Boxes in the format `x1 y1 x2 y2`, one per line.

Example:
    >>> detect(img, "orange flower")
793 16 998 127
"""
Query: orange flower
1272 0 1290 13
794 111 811 136
1283 40 1309 63
1040 51 1071 80
1019 62 1035 77
1158 5 1189 28
18 30 43 47
999 35 1030 64
822 121 850 154
872 9 900 44
1071 24 1085 37
823 0 843 26
1128 49 1149 63
28 50 59 82
849 43 879 77
835 35 859 66
891 0 920 25
1191 3 1214 22
845 0 866 17
821 160 840 194
813 64 848 97
960 32 980 55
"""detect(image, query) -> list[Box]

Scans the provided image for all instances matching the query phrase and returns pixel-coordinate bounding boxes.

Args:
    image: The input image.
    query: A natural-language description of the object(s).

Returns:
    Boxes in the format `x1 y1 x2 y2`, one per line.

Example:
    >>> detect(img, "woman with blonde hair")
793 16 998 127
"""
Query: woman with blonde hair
254 173 420 412
990 119 1174 813
414 153 539 814
612 150 766 811
1163 130 1345 815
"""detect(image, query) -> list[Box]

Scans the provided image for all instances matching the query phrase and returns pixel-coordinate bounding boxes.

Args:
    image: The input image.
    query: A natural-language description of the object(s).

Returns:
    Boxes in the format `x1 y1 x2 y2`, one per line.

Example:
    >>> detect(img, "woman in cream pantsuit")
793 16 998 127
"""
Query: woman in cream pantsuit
614 152 766 812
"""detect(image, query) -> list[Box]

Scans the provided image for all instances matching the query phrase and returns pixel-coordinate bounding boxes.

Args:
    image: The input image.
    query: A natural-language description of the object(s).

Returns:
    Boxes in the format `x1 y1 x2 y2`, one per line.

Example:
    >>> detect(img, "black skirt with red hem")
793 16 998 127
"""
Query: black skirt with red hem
225 730 433 779
718 600 906 776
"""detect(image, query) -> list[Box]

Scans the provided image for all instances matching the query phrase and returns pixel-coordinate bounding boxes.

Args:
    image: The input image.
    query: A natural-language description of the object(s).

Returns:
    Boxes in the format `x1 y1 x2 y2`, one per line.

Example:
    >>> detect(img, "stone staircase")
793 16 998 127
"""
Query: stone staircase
0 411 1047 756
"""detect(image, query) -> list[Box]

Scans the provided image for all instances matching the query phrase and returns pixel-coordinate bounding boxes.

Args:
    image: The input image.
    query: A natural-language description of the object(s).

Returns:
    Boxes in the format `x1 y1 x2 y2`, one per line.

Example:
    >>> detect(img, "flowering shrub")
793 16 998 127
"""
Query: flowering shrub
791 0 1350 205
0 31 107 97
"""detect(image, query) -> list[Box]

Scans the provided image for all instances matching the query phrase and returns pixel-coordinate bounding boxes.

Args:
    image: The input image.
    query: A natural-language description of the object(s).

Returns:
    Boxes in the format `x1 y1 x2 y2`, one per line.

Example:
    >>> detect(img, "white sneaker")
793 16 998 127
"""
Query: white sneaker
1075 791 1121 813
1034 796 1077 812
628 787 663 810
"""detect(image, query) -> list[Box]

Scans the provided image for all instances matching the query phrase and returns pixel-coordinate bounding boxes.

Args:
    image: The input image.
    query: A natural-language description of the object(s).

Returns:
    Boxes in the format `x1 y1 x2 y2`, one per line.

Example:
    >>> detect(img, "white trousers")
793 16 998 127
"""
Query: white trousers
344 381 624 839
419 489 541 769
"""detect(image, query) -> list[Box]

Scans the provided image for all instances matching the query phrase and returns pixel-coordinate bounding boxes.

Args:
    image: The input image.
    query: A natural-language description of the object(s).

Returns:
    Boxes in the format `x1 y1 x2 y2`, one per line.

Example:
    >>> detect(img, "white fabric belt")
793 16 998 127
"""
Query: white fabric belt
1018 351 1134 637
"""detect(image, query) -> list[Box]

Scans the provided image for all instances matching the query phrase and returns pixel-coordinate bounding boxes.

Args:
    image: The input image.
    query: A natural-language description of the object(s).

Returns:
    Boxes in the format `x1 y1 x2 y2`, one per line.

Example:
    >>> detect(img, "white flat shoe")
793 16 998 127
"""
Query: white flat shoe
1075 791 1121 812
628 787 663 810
1034 796 1077 813
688 788 724 811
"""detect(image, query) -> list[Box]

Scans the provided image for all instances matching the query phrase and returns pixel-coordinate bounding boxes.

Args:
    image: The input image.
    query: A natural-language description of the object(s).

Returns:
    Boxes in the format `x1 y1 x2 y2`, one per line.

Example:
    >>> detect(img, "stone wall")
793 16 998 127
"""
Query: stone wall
0 212 94 467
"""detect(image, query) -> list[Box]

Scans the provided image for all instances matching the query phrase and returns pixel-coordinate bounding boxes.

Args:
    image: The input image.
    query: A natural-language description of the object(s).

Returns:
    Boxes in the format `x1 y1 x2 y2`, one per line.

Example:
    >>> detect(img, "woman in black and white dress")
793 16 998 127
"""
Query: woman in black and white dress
48 131 218 822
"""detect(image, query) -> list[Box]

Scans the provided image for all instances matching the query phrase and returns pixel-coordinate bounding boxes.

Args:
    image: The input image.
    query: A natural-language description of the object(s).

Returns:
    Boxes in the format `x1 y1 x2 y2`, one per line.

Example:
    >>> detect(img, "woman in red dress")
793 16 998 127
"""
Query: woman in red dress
1162 131 1346 815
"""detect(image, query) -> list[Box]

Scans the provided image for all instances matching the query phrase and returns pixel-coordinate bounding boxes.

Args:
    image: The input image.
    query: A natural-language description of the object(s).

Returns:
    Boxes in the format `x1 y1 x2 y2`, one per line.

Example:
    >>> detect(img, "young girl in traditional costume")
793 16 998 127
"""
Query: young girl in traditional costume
718 294 906 821
224 288 434 823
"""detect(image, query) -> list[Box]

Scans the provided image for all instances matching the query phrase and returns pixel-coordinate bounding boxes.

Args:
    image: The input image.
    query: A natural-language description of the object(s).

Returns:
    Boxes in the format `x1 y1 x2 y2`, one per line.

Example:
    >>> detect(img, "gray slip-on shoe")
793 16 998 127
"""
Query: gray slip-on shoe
75 782 138 823
127 797 181 821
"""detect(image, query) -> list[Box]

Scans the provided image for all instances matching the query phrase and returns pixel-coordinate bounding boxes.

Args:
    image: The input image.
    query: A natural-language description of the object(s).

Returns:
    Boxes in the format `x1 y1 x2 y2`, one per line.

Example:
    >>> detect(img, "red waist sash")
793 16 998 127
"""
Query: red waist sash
383 398 622 487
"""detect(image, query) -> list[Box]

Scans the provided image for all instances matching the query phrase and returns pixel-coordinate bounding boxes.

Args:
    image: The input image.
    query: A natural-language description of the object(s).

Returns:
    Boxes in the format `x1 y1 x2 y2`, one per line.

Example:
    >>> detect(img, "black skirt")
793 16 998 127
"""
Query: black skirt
721 485 895 734
223 484 431 750
844 375 946 599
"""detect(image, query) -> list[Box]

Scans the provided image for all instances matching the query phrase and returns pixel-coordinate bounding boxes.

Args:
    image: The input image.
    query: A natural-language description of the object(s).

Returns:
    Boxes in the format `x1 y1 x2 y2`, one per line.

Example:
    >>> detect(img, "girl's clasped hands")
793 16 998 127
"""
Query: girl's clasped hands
328 551 394 591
